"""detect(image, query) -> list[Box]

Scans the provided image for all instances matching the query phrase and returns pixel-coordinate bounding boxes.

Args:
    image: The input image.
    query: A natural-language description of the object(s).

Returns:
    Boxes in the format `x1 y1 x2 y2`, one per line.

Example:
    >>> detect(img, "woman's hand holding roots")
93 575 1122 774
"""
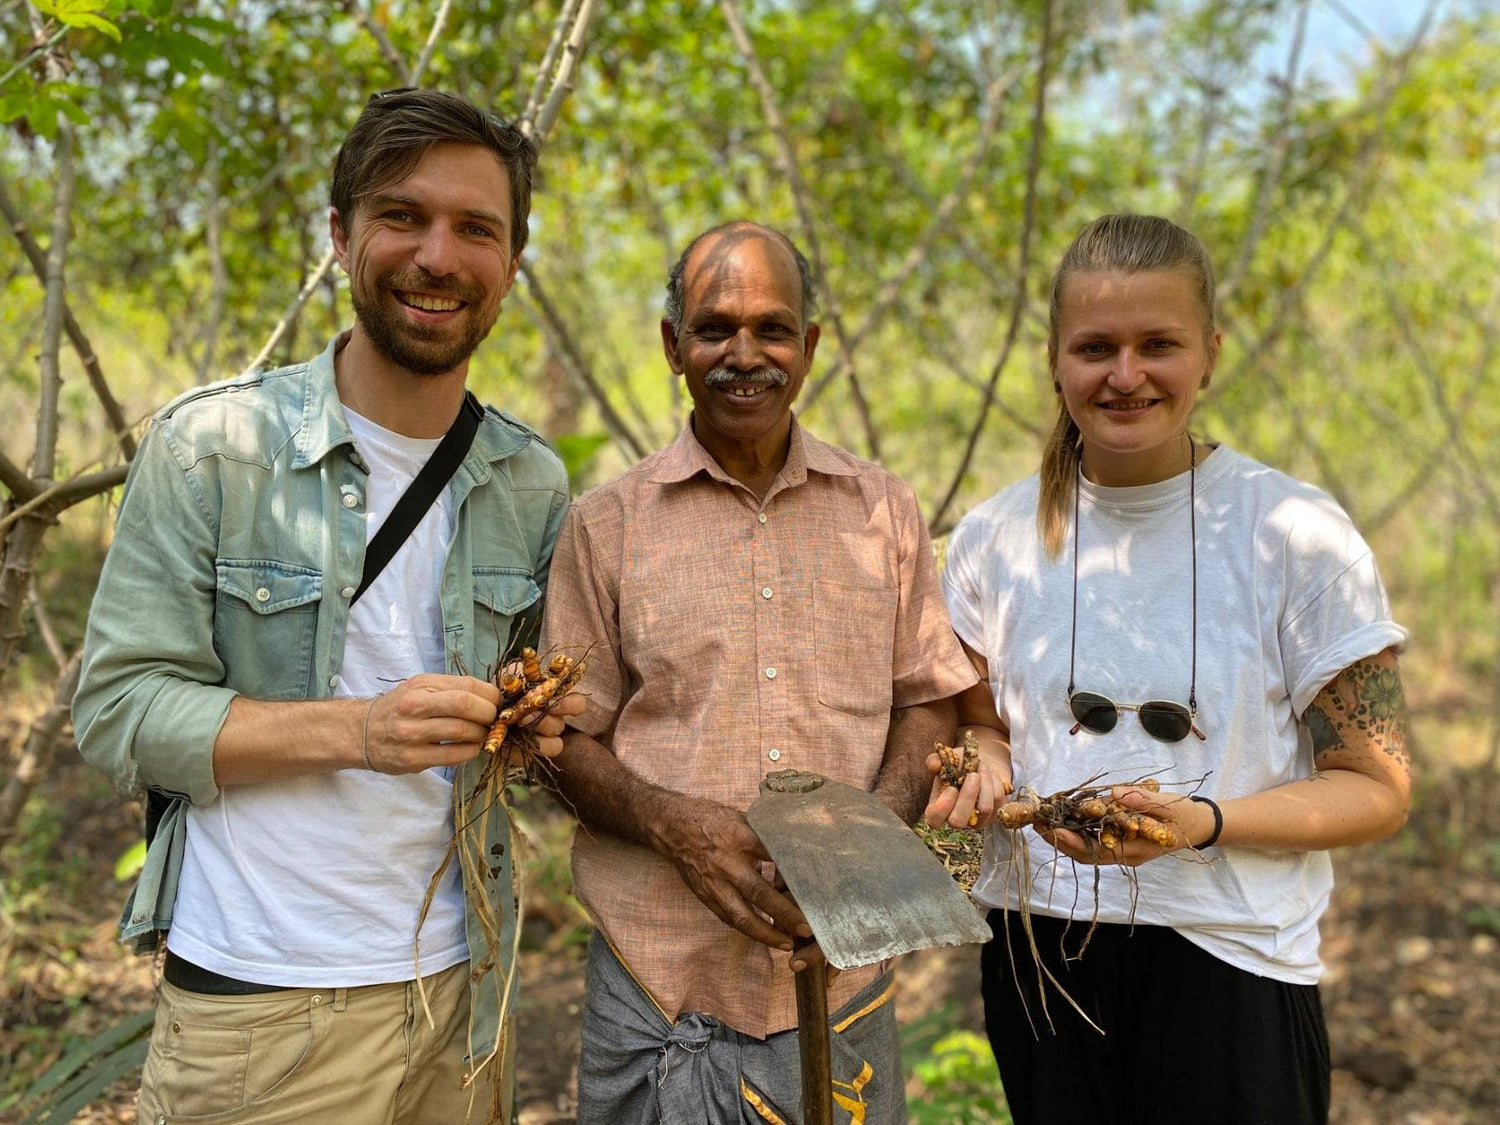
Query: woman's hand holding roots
1012 780 1217 866
924 729 1014 830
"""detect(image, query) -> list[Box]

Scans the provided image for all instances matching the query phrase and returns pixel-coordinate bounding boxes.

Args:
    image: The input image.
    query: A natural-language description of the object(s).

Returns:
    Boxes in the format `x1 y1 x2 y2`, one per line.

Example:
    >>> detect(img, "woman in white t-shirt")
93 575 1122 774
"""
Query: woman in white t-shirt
927 214 1410 1125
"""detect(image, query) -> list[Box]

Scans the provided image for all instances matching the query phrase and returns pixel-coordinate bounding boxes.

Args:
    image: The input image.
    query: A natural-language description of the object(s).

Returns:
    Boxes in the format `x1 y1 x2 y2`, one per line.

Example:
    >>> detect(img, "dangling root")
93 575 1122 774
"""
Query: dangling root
988 770 1212 1039
410 642 588 1123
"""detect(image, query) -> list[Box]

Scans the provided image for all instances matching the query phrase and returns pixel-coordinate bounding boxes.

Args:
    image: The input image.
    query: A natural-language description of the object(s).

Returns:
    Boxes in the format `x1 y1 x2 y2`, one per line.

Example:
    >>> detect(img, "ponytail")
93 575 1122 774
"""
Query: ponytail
1037 401 1081 557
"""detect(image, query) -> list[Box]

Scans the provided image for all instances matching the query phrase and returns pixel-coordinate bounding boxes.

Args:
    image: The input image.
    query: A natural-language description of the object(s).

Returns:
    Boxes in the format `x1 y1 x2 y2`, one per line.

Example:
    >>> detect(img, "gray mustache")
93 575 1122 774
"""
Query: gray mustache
703 366 789 388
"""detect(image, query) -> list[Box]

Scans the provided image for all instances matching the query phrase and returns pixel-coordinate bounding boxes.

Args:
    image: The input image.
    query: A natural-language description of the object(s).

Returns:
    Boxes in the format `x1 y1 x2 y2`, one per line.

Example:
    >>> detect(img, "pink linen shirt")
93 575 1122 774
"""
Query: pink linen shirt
541 418 977 1039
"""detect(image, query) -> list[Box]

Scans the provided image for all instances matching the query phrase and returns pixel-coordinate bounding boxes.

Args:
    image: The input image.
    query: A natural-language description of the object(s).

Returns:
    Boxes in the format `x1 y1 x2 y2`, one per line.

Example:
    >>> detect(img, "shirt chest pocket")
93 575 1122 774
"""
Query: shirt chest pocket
214 561 322 699
814 578 899 716
471 569 542 678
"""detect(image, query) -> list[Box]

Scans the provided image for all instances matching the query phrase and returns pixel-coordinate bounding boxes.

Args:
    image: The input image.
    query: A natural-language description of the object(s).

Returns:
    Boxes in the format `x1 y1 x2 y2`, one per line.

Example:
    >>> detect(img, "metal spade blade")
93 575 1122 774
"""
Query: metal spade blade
746 769 990 970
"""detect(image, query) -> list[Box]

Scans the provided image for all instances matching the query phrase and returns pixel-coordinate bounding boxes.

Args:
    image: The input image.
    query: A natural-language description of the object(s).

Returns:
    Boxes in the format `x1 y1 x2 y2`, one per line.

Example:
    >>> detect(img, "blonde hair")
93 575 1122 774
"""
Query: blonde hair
1038 214 1218 556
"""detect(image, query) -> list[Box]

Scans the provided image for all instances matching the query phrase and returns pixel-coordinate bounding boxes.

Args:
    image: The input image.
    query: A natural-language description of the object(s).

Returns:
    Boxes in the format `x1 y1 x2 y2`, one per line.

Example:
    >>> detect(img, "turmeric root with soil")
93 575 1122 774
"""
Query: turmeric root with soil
480 648 587 768
997 777 1181 853
932 728 1012 827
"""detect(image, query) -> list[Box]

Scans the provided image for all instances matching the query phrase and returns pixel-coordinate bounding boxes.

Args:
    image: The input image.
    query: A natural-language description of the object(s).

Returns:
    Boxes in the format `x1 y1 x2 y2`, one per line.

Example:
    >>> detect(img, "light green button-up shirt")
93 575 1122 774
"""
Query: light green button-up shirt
73 335 568 1063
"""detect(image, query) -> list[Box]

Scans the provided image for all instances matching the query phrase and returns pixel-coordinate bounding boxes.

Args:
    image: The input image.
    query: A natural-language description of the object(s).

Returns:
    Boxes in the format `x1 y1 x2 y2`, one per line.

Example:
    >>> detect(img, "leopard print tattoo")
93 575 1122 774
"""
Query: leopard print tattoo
1303 653 1410 771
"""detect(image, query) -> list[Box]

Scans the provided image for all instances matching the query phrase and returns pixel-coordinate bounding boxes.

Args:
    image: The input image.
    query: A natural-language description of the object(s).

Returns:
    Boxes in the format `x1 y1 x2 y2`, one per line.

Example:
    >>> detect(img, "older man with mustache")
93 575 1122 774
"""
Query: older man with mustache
540 221 977 1124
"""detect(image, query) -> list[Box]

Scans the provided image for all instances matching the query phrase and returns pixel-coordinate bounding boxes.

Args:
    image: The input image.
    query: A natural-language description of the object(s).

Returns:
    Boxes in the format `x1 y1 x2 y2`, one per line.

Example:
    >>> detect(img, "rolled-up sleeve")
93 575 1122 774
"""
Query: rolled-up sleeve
890 483 979 708
73 421 236 807
539 503 625 741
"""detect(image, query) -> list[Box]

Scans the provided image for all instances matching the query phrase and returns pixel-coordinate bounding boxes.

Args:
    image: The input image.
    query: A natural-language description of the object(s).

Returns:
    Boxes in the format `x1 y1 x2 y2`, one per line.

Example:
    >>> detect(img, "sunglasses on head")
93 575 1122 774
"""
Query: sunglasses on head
1067 691 1206 743
1066 434 1208 744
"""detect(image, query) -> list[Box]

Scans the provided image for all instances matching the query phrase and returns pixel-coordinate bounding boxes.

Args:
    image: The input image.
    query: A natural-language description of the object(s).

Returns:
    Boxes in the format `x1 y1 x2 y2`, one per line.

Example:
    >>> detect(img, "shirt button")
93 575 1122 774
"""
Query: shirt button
761 587 773 600
254 587 270 603
341 586 356 598
757 512 768 524
768 748 781 762
329 674 341 689
764 667 777 680
342 493 359 508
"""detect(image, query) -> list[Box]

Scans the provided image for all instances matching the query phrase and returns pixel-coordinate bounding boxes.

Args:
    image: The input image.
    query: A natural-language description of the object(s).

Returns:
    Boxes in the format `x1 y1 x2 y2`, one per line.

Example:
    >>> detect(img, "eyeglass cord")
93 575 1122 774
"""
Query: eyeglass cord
1067 434 1198 712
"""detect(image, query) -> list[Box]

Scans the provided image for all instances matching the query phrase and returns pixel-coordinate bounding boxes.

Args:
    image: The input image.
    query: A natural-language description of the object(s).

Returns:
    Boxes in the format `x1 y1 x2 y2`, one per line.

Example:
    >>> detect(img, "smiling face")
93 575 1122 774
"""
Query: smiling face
662 229 819 466
331 141 520 378
1053 268 1220 486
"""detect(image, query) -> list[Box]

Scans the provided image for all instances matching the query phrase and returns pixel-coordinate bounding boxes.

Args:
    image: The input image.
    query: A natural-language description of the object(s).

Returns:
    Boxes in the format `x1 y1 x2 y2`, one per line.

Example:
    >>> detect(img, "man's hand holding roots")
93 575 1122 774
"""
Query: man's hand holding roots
924 727 1013 830
360 670 585 774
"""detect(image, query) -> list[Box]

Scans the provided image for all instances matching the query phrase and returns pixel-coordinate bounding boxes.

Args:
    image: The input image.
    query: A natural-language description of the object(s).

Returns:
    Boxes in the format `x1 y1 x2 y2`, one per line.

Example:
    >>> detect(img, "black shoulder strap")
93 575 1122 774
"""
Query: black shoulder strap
351 391 483 605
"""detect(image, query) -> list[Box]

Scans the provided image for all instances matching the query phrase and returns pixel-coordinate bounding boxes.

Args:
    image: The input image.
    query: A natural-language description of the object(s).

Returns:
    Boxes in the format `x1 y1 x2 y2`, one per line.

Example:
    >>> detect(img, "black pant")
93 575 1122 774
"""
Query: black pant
982 909 1330 1125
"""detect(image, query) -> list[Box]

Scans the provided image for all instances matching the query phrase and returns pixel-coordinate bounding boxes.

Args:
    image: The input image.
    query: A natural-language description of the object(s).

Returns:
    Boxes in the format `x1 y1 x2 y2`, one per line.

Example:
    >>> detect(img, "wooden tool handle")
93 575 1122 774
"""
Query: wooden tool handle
794 953 833 1125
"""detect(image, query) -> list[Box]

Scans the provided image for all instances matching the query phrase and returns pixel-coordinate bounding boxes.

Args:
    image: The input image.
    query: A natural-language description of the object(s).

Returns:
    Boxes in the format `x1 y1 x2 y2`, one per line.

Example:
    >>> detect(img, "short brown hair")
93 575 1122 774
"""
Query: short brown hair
330 89 538 256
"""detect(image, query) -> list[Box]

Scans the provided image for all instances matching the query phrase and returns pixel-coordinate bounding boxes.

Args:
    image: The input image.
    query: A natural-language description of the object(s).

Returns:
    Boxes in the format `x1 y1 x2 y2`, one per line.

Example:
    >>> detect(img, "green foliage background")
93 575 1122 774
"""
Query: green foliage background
4 2 1496 682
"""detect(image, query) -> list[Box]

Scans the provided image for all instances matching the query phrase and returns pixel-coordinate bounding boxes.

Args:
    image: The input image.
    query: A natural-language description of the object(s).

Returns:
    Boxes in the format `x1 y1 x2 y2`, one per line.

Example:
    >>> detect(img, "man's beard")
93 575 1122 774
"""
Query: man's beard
350 269 495 377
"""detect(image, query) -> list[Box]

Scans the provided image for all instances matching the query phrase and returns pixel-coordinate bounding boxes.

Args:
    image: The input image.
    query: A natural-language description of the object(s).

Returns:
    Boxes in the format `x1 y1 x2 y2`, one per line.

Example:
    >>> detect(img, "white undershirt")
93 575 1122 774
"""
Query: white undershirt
168 408 468 986
943 447 1406 983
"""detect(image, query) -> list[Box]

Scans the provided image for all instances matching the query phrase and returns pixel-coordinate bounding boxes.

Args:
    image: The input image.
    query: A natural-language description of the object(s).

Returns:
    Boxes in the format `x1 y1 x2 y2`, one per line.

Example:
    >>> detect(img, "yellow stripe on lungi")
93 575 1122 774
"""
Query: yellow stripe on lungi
832 977 896 1033
741 1078 790 1125
832 1059 874 1121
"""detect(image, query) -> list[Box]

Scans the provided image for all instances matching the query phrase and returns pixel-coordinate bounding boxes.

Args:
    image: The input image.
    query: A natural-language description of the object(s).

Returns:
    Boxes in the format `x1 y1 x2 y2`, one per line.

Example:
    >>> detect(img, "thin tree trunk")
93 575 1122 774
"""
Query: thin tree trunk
0 651 81 851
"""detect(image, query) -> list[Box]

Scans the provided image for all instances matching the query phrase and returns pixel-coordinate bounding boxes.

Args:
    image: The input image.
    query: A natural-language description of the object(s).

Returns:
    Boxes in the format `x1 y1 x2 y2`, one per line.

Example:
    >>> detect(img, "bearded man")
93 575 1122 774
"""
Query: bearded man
74 89 578 1123
541 221 979 1124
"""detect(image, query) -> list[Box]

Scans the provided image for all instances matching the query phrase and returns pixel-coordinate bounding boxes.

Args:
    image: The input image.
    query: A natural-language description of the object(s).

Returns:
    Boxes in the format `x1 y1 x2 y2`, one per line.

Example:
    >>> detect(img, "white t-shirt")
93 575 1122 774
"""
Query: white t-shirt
942 447 1406 983
168 408 468 986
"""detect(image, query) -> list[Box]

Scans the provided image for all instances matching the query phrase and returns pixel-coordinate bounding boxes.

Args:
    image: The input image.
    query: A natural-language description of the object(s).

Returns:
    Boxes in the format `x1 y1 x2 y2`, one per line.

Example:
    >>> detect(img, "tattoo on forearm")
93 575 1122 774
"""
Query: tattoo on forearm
1304 653 1409 770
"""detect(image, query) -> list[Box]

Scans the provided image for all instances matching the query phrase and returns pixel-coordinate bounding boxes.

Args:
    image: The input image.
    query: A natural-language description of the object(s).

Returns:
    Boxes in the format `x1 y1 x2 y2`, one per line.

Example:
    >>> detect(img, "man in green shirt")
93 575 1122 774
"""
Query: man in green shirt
74 89 572 1123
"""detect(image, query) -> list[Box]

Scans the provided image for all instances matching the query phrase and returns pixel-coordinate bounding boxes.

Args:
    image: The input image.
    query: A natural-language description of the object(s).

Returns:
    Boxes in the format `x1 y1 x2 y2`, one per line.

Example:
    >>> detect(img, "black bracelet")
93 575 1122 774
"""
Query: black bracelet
1189 795 1223 849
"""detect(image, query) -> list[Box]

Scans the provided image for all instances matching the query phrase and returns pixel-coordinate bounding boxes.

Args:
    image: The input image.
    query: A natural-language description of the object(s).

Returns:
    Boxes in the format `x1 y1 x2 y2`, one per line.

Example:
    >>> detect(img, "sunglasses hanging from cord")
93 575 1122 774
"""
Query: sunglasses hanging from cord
1066 435 1206 744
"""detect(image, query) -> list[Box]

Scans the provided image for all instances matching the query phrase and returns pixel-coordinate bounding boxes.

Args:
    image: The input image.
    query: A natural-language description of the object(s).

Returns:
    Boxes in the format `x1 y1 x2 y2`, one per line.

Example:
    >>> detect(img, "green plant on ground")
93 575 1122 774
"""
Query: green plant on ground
908 1030 1011 1124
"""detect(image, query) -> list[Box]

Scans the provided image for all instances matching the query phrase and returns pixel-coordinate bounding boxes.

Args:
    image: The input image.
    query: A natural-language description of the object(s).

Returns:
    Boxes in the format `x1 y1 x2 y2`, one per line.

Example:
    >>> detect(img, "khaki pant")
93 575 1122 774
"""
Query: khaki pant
136 961 514 1124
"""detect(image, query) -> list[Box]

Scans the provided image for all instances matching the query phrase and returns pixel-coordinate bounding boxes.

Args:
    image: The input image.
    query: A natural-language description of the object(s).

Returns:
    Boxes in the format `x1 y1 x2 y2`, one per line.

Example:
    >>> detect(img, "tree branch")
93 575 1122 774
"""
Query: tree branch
346 0 413 85
1205 0 1439 401
410 0 453 85
28 579 66 672
719 0 882 461
1354 226 1500 523
519 0 583 133
802 57 1026 411
243 0 460 377
0 176 134 460
517 262 648 460
1220 0 1310 301
0 649 81 854
1176 0 1229 219
527 0 600 145
0 464 130 536
196 139 229 383
0 452 36 502
928 0 1053 536
240 245 339 377
34 119 74 481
